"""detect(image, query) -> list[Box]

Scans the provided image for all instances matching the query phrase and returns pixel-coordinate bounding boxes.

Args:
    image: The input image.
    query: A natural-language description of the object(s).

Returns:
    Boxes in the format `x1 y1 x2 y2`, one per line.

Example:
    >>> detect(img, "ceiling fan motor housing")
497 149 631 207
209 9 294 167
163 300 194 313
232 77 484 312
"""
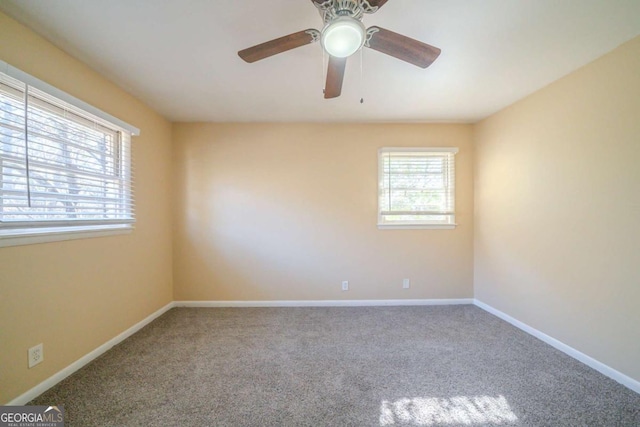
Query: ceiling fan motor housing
322 0 365 23
238 0 441 98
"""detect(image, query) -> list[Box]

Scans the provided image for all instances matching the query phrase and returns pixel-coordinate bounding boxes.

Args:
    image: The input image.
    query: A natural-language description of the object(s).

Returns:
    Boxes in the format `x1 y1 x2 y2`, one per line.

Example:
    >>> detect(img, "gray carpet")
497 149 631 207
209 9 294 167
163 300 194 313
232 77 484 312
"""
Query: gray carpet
30 306 640 426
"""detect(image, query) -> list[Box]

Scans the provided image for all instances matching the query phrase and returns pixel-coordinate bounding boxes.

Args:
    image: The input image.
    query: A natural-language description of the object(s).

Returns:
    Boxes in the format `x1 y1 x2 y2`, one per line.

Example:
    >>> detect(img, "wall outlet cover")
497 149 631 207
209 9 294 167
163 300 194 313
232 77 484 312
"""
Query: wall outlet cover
28 343 44 368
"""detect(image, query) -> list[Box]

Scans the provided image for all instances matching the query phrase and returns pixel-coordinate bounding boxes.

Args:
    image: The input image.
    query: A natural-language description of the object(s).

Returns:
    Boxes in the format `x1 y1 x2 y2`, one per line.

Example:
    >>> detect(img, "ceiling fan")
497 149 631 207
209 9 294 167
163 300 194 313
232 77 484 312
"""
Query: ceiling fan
238 0 441 99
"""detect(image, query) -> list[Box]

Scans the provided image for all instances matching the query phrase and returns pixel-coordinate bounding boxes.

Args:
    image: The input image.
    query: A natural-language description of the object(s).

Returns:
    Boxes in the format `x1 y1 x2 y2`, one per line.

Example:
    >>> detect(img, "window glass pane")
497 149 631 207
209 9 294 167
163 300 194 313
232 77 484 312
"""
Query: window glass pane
379 149 456 227
0 71 133 231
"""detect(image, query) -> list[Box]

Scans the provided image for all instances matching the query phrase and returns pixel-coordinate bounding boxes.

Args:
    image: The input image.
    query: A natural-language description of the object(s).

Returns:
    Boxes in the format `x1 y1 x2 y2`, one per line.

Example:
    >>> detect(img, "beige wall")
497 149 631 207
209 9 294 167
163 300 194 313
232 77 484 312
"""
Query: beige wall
474 36 640 382
3 3 638 405
173 123 474 301
0 12 174 403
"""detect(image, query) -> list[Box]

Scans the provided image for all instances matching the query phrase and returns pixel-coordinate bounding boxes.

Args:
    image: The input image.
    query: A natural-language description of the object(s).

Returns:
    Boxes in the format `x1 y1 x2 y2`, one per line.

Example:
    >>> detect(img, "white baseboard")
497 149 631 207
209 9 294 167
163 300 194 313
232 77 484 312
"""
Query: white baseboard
7 302 175 406
6 298 471 404
474 299 640 395
13 297 636 405
174 298 474 308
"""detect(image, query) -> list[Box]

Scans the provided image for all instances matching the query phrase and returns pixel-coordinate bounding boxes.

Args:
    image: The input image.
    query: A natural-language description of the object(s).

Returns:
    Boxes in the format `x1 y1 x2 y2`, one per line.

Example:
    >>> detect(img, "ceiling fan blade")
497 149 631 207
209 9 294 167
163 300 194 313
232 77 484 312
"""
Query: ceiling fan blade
362 0 390 12
324 56 347 99
366 26 441 68
238 29 319 63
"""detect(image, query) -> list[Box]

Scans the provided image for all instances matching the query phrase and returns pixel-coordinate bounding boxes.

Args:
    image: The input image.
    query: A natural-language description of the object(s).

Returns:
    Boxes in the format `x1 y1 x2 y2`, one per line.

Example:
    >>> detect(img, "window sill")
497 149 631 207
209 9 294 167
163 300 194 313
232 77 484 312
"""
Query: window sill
0 225 132 248
377 223 457 230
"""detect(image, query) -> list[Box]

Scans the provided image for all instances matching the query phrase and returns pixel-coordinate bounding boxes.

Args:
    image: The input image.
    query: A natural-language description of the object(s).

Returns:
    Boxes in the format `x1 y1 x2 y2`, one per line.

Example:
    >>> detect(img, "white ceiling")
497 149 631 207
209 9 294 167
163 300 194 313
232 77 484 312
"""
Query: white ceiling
2 0 640 123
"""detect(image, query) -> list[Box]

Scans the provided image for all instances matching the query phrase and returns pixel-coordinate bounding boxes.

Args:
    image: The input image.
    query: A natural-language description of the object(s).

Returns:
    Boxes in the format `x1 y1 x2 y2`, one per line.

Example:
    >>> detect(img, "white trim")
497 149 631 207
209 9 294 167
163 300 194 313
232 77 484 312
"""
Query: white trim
377 147 458 229
0 59 140 136
474 299 640 395
7 302 175 406
377 224 457 230
11 298 636 406
174 299 474 308
0 226 132 247
378 147 460 154
4 298 468 404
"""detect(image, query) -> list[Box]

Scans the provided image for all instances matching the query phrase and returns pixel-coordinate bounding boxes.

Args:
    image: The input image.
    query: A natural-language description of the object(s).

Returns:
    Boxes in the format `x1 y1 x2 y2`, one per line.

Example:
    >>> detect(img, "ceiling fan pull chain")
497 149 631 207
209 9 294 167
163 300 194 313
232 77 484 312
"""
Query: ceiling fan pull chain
322 44 327 94
238 1 440 99
360 47 364 104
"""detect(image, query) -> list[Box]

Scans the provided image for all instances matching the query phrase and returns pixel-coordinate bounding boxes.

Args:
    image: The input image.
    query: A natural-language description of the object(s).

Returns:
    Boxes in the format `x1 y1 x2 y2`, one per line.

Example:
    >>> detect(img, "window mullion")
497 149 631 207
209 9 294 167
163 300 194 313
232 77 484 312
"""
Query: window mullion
388 153 392 213
24 85 33 208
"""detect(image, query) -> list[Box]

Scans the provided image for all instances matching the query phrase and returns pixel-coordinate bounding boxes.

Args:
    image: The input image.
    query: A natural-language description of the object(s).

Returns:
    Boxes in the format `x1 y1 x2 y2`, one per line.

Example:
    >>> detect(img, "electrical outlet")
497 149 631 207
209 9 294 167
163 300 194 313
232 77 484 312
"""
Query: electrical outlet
342 280 349 291
403 278 410 289
28 343 44 368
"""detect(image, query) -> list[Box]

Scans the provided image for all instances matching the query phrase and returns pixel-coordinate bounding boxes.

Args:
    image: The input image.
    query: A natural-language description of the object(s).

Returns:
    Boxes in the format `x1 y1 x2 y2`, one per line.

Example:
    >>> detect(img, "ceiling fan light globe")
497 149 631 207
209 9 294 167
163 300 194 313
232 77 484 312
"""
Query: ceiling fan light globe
321 17 365 58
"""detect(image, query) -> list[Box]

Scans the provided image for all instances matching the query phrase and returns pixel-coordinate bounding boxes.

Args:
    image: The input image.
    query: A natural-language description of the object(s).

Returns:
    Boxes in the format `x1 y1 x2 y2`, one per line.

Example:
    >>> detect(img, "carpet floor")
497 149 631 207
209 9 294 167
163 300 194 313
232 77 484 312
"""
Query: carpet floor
31 306 640 426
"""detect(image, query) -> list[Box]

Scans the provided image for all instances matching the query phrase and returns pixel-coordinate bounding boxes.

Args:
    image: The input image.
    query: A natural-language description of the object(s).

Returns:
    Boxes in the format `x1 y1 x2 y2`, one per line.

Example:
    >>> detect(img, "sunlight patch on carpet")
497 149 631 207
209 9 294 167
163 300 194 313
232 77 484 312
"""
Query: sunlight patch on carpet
380 395 518 425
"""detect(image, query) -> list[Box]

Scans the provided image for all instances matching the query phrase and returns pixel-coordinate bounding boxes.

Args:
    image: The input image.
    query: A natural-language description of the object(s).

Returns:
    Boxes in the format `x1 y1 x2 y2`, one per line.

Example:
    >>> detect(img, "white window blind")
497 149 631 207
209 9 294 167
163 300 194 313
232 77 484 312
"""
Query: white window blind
0 67 137 242
378 147 458 228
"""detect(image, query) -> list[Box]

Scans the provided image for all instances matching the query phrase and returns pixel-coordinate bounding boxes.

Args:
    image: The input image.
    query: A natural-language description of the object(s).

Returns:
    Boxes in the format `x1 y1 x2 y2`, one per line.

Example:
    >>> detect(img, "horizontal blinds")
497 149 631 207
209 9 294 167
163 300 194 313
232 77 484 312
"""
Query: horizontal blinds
0 60 139 136
0 72 135 229
379 149 457 219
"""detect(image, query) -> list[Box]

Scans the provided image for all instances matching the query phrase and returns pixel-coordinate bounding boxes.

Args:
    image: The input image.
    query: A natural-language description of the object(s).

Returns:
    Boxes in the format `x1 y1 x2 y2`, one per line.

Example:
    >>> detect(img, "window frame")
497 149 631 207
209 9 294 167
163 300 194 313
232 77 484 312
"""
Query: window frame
0 60 139 247
377 147 459 230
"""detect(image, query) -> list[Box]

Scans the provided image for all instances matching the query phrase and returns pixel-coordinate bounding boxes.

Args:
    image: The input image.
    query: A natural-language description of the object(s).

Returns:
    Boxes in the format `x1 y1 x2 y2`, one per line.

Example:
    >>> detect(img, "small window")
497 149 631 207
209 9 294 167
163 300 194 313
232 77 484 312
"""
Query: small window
378 147 458 229
0 65 138 246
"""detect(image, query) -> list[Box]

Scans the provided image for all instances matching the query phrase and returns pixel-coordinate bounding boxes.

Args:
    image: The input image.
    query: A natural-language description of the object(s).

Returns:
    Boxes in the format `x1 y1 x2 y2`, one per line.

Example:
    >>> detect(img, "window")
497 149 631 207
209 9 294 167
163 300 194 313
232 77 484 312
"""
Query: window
378 147 458 229
0 62 139 246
